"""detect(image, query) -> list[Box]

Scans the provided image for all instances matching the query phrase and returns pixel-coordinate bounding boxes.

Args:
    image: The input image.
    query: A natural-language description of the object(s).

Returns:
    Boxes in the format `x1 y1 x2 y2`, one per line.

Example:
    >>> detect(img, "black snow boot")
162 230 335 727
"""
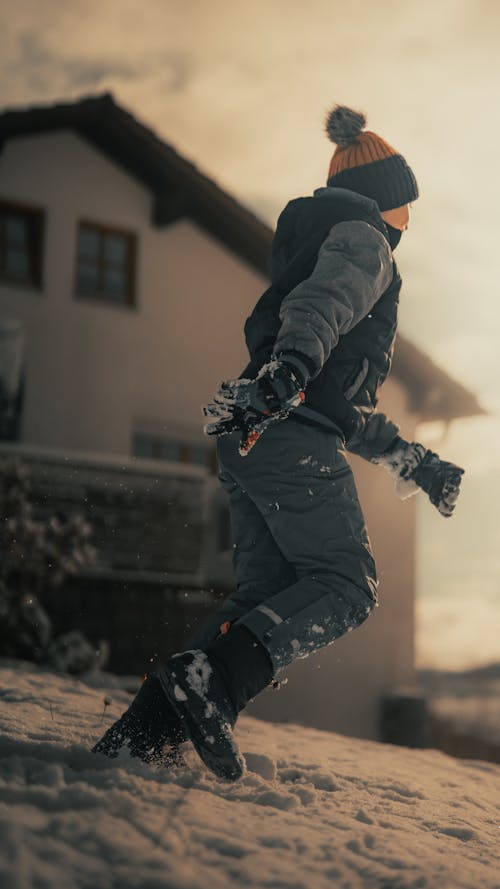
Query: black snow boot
158 649 244 781
91 673 187 765
158 625 274 782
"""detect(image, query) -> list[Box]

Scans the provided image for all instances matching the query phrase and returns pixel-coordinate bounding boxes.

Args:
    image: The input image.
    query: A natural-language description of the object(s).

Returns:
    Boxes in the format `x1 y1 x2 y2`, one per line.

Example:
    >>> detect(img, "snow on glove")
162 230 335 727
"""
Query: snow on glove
202 400 244 437
202 356 308 456
373 437 464 518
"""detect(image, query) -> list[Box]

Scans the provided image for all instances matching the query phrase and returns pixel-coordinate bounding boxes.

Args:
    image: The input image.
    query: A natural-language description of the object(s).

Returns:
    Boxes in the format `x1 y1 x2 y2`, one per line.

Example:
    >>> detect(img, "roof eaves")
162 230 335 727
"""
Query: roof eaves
0 92 273 275
392 337 486 422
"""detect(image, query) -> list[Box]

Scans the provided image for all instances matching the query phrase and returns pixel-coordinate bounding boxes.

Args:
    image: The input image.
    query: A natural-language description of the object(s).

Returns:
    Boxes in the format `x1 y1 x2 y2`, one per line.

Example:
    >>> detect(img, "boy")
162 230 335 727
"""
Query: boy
93 106 463 781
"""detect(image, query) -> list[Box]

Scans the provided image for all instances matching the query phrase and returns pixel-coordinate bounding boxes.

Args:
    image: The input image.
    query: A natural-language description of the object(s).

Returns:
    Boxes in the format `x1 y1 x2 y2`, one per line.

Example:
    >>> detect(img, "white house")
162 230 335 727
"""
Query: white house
0 94 483 741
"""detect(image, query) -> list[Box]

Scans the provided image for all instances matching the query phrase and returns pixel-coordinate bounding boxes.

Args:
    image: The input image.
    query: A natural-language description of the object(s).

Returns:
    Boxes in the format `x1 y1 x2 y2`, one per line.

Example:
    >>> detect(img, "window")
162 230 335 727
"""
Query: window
75 221 136 307
0 200 44 289
132 432 216 473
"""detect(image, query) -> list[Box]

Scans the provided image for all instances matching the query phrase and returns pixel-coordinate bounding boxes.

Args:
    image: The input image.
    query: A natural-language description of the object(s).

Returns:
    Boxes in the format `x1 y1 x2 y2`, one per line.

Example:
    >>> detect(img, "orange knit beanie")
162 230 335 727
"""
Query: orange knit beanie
325 105 418 211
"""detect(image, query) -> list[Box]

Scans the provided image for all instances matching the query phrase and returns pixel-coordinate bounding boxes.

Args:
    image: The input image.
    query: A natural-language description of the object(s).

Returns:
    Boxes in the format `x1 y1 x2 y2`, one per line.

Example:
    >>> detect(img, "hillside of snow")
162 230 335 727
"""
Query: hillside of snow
1 660 499 889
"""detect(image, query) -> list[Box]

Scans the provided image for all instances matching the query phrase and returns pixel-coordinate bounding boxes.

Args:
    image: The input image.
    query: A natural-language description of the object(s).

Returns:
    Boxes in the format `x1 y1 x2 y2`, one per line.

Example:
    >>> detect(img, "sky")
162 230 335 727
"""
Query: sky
1 0 499 669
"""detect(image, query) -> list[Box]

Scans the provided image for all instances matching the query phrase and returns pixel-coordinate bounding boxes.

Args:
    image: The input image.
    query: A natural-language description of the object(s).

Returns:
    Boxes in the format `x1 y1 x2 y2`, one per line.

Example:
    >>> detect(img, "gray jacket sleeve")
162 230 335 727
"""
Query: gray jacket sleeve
272 220 393 378
345 409 400 461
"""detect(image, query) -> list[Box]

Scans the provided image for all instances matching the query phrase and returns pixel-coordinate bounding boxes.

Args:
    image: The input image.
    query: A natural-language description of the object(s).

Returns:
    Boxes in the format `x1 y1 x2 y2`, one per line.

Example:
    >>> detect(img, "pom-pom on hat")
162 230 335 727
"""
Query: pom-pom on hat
325 105 418 212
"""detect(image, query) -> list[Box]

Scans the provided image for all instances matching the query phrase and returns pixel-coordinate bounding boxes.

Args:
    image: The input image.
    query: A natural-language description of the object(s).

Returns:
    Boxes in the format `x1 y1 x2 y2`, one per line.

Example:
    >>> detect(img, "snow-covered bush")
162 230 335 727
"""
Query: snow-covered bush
0 457 102 672
1 459 97 593
46 629 110 675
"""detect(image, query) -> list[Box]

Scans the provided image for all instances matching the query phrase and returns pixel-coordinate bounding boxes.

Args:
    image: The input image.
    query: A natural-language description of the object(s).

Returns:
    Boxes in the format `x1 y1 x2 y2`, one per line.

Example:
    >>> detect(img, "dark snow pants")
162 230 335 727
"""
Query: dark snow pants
185 418 378 673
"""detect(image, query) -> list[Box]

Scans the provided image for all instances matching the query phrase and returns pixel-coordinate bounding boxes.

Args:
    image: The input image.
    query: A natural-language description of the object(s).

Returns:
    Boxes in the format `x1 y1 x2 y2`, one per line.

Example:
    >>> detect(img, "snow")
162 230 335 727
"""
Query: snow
1 660 500 889
311 624 325 635
182 650 212 698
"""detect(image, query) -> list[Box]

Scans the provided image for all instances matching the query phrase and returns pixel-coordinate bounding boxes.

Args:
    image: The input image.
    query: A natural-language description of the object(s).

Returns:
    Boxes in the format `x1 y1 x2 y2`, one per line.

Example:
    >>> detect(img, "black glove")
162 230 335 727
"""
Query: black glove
409 444 464 517
203 356 309 455
374 437 464 518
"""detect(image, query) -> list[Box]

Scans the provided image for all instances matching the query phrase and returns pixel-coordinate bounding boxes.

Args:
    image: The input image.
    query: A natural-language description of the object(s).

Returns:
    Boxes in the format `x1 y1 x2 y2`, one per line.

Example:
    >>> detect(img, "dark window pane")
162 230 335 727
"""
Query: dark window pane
102 267 126 298
104 234 127 265
161 440 182 461
79 228 100 259
149 438 163 460
5 248 29 278
0 203 43 289
6 217 28 246
133 434 153 458
190 444 210 467
76 223 135 307
77 262 99 293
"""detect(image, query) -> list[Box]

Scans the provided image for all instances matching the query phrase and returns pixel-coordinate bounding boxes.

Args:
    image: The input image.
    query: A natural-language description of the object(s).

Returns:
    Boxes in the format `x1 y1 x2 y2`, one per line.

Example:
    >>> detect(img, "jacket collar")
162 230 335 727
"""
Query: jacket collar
313 186 381 216
313 185 389 241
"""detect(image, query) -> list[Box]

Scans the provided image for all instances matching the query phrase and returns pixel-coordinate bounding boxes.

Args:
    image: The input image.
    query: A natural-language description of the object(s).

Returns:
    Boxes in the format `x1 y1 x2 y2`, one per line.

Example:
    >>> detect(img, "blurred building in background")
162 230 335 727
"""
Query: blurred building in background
0 94 483 742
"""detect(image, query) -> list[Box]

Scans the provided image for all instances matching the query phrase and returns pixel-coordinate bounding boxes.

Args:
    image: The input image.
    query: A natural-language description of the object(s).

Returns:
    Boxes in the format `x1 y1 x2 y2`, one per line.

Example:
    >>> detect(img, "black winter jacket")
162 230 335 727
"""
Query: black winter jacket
241 187 401 450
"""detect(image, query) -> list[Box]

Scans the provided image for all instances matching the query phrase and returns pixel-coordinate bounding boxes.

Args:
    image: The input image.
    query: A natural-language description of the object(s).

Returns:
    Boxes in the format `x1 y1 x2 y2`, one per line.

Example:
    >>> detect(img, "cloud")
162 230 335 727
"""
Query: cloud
14 32 140 93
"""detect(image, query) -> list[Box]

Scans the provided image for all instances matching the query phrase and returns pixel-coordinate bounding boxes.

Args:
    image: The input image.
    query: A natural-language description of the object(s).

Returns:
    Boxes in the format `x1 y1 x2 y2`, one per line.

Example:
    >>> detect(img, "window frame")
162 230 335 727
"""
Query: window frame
0 199 45 291
74 219 137 309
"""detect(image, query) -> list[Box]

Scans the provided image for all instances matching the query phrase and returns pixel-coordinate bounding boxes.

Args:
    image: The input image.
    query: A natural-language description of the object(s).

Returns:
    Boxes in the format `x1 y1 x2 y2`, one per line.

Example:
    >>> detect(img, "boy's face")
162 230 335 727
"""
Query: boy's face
380 204 411 231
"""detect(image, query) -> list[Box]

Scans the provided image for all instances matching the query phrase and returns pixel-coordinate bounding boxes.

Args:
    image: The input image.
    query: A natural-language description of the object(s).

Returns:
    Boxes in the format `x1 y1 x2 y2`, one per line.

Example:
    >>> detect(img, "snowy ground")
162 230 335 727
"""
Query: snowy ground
1 660 500 889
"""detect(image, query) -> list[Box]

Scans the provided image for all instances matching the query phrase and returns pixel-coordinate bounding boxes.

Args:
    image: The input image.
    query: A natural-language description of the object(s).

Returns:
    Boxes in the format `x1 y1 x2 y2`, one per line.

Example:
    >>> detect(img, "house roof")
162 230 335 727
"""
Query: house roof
0 92 272 273
0 92 485 423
